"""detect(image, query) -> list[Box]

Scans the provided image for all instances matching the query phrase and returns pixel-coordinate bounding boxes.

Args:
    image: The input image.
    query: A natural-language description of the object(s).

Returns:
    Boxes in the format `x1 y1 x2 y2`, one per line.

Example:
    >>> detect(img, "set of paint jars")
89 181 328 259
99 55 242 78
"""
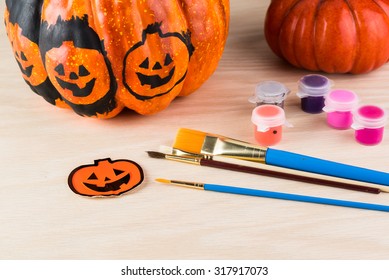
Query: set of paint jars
324 98 387 146
250 75 388 146
296 74 388 145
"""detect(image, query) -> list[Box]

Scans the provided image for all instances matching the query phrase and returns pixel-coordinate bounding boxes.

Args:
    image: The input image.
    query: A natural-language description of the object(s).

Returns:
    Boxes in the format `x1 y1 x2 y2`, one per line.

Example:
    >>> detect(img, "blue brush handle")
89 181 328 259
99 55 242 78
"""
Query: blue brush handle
205 184 389 212
265 148 389 186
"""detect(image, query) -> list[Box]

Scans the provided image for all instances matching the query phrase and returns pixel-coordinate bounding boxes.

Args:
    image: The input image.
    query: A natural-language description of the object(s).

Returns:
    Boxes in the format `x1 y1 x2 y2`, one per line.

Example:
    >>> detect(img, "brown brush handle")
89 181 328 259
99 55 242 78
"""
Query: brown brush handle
200 158 380 194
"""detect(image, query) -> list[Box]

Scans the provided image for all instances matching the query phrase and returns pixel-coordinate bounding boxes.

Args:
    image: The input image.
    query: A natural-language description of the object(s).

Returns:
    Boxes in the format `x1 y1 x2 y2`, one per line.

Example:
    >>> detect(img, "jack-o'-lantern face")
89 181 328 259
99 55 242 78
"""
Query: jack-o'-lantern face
5 16 47 87
123 23 193 101
137 54 175 89
68 158 144 197
45 41 111 105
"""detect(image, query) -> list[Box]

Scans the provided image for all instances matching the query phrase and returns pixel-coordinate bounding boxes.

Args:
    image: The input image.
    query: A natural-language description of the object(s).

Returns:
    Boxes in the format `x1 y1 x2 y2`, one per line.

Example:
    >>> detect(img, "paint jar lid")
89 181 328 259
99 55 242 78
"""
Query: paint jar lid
352 105 388 129
323 89 359 112
297 74 332 98
251 104 292 132
249 81 290 104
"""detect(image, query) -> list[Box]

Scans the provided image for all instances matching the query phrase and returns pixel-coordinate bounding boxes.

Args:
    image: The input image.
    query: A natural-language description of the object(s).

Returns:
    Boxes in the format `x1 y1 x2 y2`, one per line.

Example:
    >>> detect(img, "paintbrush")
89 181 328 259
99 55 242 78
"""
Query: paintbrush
173 128 389 186
156 178 389 213
147 151 389 194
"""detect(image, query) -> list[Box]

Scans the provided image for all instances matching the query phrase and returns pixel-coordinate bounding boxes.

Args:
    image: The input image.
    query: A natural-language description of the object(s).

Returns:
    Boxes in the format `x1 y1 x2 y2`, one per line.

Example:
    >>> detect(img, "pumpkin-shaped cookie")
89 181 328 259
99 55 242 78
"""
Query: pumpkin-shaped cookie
68 158 144 197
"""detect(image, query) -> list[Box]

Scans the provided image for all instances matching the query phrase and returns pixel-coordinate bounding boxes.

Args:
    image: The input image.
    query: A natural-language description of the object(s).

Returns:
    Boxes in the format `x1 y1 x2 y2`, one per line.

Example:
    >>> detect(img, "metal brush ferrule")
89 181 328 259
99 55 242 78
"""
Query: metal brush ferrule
170 180 205 190
201 135 267 163
169 148 203 158
165 154 202 165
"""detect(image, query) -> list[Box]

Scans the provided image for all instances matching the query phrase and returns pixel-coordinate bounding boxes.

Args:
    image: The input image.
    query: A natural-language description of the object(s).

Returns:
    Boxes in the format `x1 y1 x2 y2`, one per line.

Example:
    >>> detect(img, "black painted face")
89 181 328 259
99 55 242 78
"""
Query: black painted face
83 171 131 193
136 55 175 89
54 64 96 97
5 19 47 86
38 15 119 116
16 51 33 77
45 41 111 105
123 23 194 101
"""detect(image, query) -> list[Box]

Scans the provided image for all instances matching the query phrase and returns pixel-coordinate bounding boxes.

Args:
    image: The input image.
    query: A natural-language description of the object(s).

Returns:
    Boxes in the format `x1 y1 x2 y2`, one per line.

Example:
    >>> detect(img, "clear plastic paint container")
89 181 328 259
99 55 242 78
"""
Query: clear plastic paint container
351 105 388 146
251 104 291 146
249 81 290 108
323 89 359 129
297 74 332 114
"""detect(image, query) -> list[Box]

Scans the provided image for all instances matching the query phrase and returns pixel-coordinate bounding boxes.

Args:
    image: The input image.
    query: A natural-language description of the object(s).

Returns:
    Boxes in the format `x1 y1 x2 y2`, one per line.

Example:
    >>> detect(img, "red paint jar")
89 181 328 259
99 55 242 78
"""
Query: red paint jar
251 105 291 146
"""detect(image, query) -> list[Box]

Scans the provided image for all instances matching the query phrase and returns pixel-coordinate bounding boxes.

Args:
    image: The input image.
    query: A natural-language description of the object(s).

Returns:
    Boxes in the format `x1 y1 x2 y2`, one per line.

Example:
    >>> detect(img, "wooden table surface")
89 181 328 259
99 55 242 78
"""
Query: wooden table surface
1 0 389 260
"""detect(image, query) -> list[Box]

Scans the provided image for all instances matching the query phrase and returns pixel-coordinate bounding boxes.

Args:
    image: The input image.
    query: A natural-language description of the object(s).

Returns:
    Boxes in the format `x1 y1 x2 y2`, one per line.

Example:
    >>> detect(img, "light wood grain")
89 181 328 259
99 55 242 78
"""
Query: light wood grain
1 0 389 260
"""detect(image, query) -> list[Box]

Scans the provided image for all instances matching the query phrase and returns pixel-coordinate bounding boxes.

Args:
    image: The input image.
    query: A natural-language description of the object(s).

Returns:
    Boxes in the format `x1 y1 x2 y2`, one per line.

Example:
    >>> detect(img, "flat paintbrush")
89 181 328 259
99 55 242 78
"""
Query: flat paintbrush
147 151 389 194
156 178 389 213
173 128 389 187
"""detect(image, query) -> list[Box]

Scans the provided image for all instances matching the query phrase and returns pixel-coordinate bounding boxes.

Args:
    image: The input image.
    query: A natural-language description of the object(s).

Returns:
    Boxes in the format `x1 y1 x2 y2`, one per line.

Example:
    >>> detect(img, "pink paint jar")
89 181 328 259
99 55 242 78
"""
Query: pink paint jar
323 89 359 129
351 105 388 146
251 105 291 146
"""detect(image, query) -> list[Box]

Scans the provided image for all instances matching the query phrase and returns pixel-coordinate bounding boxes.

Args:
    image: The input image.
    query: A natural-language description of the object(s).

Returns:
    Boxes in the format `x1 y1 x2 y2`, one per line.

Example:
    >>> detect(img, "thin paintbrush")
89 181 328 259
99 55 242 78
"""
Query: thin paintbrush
173 128 389 187
147 151 389 194
159 146 389 194
156 178 389 213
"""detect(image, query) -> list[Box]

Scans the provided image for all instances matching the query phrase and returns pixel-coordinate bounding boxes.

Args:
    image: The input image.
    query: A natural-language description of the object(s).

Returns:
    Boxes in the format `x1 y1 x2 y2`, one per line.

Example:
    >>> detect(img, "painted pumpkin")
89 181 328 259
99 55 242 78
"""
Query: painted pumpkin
4 0 230 118
264 0 389 74
68 158 144 197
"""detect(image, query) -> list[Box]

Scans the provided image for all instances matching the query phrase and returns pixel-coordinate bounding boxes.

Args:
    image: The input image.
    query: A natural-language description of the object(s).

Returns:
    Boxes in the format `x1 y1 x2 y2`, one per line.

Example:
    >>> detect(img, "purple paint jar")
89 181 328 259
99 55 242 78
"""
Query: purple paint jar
297 74 332 114
323 89 359 129
249 81 290 109
352 105 388 146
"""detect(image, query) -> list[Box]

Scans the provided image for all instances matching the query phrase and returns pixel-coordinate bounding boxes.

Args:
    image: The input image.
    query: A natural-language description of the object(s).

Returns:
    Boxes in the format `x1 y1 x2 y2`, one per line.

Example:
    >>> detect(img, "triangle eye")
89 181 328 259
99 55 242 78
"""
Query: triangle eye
87 173 98 180
79 65 90 77
55 64 65 76
20 52 28 61
164 54 173 66
113 169 125 176
139 58 149 69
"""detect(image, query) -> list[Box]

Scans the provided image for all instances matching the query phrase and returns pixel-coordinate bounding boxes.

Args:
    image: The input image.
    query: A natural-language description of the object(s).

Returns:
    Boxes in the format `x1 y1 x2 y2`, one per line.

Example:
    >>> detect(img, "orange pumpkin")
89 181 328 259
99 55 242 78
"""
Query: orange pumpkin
4 3 67 107
264 0 389 74
68 158 144 197
5 0 230 118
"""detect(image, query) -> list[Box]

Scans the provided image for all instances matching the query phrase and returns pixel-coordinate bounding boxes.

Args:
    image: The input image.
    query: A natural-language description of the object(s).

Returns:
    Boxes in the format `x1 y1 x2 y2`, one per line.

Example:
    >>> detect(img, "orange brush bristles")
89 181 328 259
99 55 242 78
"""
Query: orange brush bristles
173 128 207 154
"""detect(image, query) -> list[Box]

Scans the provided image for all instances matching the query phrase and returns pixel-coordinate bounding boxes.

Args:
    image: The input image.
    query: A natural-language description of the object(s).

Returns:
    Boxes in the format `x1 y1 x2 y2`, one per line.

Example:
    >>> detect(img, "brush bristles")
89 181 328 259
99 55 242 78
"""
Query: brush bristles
146 151 166 159
155 178 171 184
173 128 206 154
